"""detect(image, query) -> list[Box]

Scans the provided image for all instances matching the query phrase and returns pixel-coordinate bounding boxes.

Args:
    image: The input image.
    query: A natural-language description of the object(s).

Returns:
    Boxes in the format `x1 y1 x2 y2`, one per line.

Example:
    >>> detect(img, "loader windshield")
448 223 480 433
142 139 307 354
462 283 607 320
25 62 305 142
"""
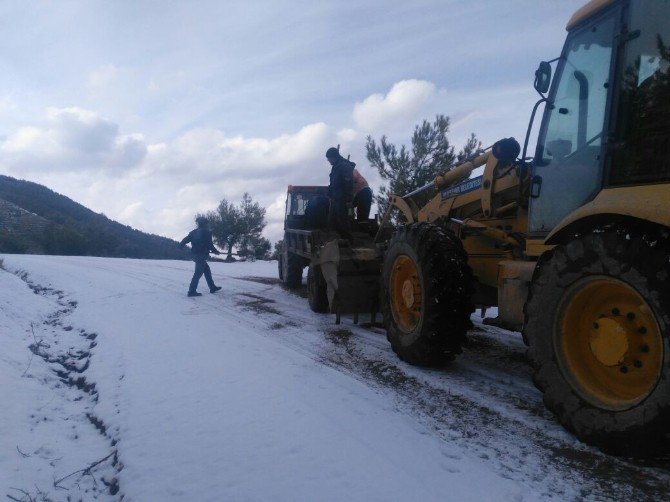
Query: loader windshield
608 0 670 185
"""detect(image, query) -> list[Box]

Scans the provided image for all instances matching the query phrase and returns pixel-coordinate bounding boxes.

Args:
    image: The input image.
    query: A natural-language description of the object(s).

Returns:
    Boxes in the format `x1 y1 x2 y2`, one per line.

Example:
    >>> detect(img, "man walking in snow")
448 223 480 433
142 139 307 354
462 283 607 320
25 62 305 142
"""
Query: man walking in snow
179 216 222 297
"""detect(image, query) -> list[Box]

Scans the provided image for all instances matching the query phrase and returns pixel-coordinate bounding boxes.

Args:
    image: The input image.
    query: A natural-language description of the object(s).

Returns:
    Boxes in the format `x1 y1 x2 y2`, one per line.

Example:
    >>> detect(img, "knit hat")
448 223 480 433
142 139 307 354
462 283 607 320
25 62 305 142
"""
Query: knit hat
325 147 340 159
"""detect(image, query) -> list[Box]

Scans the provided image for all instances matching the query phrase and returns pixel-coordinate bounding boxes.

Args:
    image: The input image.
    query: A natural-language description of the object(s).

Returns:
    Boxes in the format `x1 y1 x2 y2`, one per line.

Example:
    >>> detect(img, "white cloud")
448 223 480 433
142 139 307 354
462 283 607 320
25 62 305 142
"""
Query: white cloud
46 107 118 153
118 201 143 220
142 121 344 184
0 94 18 115
87 64 121 88
0 107 147 174
352 79 437 132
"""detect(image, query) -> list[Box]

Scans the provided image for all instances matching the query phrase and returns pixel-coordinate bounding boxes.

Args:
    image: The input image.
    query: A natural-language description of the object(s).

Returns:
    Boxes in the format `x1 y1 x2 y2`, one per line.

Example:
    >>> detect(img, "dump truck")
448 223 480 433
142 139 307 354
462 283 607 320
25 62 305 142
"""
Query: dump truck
281 0 670 454
278 185 386 322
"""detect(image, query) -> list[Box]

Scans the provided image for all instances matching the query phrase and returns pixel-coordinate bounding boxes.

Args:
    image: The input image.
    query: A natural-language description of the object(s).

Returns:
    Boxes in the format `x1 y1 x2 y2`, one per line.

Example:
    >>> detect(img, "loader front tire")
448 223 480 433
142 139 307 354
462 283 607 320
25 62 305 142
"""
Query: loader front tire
382 223 474 366
524 230 670 455
307 264 329 313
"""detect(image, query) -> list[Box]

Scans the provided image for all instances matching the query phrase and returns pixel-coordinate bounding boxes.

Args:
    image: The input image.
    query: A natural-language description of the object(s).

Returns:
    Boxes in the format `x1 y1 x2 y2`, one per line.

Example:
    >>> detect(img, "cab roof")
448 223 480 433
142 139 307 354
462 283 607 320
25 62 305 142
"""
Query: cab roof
567 0 615 31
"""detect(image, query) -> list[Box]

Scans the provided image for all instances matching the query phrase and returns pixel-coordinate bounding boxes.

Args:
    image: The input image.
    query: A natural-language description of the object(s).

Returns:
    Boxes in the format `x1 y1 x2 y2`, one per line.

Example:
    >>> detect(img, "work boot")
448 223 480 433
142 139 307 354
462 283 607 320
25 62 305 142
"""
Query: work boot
210 286 222 293
187 291 202 297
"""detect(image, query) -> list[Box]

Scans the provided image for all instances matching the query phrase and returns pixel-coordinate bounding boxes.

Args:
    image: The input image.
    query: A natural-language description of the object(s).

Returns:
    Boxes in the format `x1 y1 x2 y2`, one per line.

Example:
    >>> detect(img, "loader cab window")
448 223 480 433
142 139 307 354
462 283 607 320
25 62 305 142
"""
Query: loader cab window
608 0 670 185
530 10 617 234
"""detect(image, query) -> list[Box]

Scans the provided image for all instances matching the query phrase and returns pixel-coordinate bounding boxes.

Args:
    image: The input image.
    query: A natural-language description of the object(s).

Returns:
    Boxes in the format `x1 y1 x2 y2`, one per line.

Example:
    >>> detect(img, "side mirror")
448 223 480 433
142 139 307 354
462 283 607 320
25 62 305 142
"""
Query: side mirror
534 61 552 95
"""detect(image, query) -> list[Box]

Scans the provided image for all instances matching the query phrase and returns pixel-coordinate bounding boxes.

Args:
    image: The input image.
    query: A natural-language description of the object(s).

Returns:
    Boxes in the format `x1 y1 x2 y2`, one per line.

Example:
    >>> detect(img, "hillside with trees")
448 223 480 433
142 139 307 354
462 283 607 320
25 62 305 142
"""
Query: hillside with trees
0 174 189 259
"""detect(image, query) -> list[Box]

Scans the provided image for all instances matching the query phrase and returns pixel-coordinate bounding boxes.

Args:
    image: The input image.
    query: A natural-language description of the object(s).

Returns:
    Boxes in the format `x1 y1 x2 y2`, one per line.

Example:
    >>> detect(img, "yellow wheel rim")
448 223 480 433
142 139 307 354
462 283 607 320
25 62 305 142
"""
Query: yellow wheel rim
557 277 663 411
389 255 423 333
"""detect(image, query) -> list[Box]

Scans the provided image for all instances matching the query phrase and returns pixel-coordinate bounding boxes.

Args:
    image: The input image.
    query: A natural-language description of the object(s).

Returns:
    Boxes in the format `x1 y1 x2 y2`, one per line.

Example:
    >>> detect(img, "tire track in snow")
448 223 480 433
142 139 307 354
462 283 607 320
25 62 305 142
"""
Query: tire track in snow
227 275 670 501
10 268 122 499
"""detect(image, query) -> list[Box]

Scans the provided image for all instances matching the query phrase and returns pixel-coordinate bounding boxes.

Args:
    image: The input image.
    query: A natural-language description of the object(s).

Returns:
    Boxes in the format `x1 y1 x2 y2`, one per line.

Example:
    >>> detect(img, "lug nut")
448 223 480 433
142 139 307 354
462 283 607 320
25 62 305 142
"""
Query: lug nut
627 312 635 320
634 360 643 368
641 345 650 353
620 366 628 374
612 308 620 315
638 326 647 334
593 322 599 329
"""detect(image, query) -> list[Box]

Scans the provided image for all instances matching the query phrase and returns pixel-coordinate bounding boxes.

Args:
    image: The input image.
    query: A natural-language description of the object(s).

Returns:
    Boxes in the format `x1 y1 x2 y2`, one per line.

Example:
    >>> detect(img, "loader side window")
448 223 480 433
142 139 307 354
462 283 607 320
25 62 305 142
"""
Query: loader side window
539 15 615 164
530 11 617 234
608 0 670 185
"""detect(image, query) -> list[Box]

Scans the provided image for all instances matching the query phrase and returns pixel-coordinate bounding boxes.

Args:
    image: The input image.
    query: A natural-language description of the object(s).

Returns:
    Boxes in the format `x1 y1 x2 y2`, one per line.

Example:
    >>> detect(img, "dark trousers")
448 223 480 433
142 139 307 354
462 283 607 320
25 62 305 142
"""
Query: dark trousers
189 254 215 293
328 199 353 240
353 187 372 221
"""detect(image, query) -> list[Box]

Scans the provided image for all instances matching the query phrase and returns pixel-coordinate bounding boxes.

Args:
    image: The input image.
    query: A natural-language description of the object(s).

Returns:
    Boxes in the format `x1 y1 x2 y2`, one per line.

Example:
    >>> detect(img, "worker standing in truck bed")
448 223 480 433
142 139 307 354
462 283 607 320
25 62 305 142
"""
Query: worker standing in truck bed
325 147 354 240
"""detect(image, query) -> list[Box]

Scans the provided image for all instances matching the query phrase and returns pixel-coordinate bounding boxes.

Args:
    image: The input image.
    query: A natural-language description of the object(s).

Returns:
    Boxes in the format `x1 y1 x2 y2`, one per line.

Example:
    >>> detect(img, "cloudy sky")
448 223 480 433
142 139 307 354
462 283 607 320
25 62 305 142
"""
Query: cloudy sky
0 0 584 244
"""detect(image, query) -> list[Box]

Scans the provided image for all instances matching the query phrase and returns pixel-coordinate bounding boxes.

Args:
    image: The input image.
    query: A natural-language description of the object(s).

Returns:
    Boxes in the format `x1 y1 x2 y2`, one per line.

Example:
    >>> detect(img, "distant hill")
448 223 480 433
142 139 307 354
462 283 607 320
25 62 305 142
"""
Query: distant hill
0 175 189 259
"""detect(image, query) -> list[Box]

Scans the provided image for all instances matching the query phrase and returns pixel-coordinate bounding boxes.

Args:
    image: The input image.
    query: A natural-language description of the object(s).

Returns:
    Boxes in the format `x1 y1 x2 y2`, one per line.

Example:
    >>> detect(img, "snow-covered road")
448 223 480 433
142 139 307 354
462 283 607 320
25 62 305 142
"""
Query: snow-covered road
1 255 669 501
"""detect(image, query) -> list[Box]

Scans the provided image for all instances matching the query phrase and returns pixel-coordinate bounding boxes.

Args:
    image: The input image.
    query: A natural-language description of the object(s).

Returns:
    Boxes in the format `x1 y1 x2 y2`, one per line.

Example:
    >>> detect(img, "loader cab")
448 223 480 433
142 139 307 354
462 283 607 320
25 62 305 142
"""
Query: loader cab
528 0 670 236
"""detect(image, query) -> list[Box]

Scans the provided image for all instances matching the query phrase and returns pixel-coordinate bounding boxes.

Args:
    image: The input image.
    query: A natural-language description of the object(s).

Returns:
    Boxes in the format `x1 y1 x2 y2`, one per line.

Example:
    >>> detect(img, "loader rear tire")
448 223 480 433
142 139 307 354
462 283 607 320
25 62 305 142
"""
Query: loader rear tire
282 250 303 289
524 230 670 455
382 223 474 366
307 264 329 313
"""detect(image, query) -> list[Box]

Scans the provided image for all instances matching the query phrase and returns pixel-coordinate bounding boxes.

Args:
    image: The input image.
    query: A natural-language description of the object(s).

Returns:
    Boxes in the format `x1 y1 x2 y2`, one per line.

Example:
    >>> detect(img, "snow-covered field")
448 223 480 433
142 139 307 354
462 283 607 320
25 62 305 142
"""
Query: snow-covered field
1 255 669 501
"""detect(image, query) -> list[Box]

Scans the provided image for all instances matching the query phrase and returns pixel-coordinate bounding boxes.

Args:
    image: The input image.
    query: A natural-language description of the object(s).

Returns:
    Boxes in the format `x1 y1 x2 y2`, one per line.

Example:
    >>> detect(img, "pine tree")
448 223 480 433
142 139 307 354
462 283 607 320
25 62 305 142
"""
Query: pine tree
365 115 481 221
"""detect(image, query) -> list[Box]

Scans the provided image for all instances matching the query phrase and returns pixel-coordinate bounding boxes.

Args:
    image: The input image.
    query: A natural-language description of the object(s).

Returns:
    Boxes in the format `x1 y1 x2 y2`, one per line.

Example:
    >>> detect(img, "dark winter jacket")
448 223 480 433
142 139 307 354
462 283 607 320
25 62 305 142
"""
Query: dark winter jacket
180 228 218 255
328 157 355 202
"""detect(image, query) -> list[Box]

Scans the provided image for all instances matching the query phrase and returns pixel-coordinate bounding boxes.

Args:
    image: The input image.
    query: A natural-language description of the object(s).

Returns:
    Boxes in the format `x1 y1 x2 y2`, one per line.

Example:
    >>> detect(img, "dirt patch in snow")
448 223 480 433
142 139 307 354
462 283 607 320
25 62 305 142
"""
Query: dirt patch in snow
235 293 281 315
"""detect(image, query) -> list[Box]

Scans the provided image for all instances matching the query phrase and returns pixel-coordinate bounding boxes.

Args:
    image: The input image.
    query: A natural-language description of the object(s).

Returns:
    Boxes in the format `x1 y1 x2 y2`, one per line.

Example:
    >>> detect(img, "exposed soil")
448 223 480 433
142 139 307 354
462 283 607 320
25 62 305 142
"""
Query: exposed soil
235 292 282 315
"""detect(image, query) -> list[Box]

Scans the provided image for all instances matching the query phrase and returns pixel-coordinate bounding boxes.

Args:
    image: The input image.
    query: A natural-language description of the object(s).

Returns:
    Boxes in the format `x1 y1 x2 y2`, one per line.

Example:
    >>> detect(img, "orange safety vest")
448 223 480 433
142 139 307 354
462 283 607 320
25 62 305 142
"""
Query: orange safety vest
352 168 369 196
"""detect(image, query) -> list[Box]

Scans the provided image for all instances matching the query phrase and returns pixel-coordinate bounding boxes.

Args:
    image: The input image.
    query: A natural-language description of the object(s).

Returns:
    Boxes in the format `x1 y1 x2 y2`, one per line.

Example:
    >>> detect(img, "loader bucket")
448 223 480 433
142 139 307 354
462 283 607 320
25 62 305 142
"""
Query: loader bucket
314 239 381 324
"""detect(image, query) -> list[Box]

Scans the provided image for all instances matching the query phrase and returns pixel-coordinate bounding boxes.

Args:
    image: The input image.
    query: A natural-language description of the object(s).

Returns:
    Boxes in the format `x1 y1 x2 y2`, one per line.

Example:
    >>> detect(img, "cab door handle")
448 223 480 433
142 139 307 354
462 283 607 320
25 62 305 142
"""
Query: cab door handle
530 175 543 198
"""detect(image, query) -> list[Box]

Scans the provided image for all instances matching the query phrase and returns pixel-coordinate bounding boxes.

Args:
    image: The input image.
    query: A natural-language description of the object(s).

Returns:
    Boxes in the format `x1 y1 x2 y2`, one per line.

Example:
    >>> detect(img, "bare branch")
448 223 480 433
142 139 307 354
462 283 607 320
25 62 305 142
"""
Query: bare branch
22 323 48 377
53 451 116 489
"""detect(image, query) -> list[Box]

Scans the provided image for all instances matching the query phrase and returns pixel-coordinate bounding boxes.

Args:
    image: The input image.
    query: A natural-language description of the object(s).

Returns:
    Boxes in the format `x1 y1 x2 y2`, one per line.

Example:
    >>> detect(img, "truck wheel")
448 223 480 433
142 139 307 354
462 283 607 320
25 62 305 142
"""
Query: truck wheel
307 264 329 313
524 230 670 454
382 223 474 366
282 250 303 289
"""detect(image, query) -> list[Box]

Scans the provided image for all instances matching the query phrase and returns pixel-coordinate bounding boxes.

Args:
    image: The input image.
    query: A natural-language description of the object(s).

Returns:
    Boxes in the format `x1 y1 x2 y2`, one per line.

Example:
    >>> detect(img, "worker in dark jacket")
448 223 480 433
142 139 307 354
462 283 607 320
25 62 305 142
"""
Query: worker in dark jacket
325 147 354 240
179 216 222 297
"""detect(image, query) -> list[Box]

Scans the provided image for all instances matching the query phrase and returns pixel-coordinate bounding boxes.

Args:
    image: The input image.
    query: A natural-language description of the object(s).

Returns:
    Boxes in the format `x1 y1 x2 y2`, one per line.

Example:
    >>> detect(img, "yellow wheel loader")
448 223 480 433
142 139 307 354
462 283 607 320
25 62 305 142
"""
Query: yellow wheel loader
375 0 670 453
